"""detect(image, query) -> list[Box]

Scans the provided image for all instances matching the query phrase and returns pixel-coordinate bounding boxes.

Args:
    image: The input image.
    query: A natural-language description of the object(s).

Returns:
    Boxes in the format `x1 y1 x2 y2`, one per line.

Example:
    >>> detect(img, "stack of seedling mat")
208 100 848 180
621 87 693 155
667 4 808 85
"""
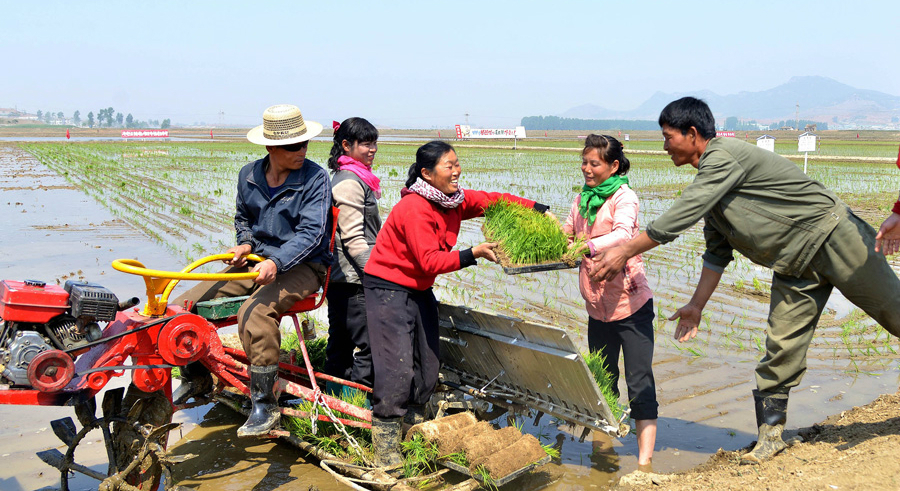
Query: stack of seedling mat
406 412 551 488
482 199 587 274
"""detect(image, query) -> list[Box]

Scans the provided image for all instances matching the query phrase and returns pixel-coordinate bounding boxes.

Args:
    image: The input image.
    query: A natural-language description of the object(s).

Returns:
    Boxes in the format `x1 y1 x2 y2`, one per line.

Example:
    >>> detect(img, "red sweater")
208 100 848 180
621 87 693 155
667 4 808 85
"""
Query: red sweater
365 189 536 290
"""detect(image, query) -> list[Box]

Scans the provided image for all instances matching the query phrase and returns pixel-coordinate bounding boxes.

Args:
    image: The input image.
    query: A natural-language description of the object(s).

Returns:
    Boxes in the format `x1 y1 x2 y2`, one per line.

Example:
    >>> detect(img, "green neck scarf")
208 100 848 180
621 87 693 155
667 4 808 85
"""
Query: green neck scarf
579 175 629 226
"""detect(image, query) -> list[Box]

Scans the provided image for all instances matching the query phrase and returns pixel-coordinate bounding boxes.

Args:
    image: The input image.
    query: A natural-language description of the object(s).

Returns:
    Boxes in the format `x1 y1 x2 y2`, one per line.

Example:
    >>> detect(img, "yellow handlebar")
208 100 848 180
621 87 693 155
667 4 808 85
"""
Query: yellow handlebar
111 253 267 317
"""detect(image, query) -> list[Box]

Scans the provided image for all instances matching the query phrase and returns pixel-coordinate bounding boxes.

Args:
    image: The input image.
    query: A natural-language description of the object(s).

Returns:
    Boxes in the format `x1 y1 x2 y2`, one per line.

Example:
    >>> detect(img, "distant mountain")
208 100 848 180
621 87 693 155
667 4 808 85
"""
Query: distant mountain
559 77 900 126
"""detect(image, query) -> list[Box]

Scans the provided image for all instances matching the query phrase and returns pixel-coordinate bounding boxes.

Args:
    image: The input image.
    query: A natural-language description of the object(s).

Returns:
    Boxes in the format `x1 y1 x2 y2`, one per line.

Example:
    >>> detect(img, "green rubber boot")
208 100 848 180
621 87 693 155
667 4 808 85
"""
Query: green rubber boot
741 389 788 464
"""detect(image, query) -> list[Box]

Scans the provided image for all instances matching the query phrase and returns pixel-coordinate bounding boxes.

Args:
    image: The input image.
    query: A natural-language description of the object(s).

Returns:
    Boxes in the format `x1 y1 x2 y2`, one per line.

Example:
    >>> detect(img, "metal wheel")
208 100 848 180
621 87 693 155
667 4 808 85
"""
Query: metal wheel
38 385 187 491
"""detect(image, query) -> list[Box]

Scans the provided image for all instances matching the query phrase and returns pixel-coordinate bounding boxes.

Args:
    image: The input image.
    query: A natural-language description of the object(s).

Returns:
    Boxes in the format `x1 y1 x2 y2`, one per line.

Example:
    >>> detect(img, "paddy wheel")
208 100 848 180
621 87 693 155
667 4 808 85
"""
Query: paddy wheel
38 385 185 491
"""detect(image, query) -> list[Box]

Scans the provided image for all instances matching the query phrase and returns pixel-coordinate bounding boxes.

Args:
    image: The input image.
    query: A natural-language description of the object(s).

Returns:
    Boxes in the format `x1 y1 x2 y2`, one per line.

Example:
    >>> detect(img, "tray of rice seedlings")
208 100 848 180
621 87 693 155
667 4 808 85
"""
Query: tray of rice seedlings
405 412 554 488
482 199 587 274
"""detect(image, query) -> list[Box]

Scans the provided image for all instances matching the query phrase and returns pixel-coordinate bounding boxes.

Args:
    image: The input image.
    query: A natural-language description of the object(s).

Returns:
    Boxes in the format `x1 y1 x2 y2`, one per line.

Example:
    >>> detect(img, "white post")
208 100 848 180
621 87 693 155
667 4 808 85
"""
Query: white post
804 152 808 174
514 136 517 150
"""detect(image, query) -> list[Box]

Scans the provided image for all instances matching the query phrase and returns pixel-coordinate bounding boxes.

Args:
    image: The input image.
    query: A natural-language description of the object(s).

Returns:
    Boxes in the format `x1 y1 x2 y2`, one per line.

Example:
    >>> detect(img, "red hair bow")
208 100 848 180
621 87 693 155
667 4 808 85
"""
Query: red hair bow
332 120 341 131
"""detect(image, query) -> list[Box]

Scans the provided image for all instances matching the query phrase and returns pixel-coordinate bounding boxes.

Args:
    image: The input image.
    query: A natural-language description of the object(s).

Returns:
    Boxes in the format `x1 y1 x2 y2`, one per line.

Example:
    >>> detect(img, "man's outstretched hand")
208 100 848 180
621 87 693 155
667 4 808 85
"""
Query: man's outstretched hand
670 303 703 342
875 212 900 255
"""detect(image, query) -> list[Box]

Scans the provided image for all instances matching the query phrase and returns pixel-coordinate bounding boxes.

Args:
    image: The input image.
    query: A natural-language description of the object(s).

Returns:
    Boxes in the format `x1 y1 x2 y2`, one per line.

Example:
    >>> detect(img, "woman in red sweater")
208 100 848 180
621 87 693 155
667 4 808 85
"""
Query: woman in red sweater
364 141 549 466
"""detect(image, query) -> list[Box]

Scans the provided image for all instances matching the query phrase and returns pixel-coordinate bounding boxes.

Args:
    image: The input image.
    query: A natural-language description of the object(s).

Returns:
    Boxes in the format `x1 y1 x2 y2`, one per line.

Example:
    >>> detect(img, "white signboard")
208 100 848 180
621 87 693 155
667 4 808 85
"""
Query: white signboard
455 125 526 139
798 133 817 152
756 136 775 152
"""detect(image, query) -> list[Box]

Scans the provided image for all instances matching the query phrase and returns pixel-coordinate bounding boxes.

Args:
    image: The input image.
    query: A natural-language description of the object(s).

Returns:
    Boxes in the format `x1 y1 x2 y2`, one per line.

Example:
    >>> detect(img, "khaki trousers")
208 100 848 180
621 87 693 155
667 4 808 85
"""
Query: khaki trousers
757 210 900 392
172 263 326 366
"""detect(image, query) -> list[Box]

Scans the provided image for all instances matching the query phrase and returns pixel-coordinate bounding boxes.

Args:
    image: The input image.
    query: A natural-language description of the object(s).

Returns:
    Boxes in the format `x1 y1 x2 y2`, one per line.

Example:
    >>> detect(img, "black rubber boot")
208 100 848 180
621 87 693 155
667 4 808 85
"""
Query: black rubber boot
741 389 789 464
372 416 403 468
237 365 281 438
172 362 213 406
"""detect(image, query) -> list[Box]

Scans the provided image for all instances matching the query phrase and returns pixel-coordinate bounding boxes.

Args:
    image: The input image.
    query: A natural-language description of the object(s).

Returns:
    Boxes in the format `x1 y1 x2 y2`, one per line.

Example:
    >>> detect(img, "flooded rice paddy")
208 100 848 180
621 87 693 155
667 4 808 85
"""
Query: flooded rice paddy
3 139 900 490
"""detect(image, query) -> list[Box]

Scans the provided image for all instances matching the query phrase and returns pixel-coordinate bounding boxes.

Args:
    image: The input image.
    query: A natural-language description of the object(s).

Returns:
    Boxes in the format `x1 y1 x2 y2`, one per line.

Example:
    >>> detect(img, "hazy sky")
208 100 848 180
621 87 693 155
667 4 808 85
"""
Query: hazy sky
4 1 899 128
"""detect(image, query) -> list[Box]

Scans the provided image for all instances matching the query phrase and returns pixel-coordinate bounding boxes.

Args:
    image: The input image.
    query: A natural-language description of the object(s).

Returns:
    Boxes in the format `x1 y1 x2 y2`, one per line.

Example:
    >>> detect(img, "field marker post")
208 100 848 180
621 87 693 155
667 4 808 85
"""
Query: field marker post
798 132 817 174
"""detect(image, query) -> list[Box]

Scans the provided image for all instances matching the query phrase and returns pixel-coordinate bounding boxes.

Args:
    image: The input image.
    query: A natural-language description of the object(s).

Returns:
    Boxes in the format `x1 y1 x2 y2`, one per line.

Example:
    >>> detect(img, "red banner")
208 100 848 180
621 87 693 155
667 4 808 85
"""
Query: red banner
121 130 169 138
716 131 736 138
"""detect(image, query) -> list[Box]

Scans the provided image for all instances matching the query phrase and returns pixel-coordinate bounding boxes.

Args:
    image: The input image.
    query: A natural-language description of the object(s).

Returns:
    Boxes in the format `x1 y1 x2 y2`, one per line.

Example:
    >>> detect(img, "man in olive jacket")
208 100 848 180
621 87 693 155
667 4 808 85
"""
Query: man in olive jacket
592 97 900 464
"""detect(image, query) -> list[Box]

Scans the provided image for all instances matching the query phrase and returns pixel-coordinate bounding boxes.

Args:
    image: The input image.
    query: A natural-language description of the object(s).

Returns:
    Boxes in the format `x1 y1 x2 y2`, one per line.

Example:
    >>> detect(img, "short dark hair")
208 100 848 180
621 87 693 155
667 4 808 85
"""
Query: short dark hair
406 141 455 188
658 97 716 140
582 134 630 176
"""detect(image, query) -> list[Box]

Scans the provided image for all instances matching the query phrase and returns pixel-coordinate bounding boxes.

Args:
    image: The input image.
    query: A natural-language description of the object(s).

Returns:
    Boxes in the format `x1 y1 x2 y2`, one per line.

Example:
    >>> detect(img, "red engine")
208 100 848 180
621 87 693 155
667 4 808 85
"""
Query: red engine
0 279 133 391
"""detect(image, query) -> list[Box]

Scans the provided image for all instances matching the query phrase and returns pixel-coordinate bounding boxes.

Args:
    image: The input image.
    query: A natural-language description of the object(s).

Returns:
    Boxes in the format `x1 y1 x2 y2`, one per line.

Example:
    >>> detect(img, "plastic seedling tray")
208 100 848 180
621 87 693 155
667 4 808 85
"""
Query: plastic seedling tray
501 258 581 275
438 455 551 487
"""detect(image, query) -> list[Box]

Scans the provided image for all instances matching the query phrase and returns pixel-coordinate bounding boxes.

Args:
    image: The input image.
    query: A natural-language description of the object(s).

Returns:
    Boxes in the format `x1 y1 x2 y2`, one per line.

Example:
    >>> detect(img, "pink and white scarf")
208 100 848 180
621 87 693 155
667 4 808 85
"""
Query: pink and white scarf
408 178 465 209
338 155 381 199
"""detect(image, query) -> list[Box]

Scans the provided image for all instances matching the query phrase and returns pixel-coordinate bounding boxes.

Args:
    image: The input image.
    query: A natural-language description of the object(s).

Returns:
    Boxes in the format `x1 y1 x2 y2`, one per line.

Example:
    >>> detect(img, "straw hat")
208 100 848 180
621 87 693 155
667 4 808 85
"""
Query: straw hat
247 104 323 146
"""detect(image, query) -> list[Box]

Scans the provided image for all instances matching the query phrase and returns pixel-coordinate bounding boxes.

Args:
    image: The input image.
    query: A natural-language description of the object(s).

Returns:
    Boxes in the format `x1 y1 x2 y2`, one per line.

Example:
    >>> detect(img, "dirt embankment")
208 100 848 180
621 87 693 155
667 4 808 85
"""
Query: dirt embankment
617 391 900 491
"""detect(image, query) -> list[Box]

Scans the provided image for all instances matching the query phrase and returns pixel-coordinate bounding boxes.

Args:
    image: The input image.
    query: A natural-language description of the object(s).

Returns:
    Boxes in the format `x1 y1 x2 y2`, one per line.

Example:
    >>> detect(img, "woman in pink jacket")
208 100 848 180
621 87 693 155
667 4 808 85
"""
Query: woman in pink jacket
563 134 657 472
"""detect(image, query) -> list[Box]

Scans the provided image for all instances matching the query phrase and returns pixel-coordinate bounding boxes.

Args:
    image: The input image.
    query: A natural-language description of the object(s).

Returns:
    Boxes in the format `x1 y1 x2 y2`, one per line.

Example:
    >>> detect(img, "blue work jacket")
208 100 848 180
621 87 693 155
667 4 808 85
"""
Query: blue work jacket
234 155 333 273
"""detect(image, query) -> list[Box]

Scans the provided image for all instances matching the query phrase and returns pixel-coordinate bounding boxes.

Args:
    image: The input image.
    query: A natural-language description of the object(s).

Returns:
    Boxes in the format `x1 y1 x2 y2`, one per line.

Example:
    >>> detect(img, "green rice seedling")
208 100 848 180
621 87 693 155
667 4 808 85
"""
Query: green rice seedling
281 330 328 371
752 335 765 353
282 388 373 464
400 434 440 478
542 443 561 459
474 465 498 491
282 399 344 456
752 277 768 294
483 199 586 265
687 346 705 357
444 451 468 467
582 350 627 420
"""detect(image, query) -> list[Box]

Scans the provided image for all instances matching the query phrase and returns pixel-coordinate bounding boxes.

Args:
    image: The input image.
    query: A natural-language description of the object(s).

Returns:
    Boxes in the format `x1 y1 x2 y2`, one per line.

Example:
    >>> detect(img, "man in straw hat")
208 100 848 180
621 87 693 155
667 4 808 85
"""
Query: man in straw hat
172 104 332 437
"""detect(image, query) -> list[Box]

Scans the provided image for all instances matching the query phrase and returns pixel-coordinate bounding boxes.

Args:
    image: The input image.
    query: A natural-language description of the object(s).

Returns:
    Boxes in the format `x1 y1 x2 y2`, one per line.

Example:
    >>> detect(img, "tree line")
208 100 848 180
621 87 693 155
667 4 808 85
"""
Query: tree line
520 116 660 131
32 108 170 129
522 115 830 132
723 116 828 131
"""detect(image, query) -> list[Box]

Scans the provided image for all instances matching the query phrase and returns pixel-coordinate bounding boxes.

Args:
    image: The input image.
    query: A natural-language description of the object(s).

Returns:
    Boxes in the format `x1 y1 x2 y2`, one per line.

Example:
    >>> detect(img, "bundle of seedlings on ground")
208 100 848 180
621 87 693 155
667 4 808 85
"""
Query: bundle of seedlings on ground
280 330 328 370
482 199 587 269
400 434 444 479
282 387 373 464
583 350 628 421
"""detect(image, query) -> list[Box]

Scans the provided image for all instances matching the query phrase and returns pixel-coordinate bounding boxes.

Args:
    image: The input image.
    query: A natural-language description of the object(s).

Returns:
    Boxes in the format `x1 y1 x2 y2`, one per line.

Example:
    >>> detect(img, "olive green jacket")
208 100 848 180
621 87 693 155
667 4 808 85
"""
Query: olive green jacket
646 137 845 277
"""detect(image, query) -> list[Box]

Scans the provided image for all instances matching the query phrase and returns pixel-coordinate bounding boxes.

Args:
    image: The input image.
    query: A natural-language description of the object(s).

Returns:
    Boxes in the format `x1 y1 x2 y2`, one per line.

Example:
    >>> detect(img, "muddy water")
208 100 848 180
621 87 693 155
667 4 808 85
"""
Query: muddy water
2 142 899 491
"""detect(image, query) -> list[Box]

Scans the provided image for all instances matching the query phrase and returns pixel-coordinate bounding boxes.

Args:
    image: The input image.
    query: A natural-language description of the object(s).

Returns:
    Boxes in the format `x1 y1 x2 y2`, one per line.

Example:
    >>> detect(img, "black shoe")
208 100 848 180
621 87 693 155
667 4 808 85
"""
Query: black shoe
237 365 281 437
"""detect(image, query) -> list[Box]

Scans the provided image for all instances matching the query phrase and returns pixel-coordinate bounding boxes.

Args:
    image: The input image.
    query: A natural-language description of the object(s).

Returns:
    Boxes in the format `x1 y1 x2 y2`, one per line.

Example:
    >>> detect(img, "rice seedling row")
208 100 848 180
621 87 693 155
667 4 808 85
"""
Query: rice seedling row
18 140 900 373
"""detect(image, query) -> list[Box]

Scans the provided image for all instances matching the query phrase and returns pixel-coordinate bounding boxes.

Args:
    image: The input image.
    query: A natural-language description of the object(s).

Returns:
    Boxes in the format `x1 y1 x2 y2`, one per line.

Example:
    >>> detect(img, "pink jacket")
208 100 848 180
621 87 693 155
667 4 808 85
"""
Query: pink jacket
563 185 653 322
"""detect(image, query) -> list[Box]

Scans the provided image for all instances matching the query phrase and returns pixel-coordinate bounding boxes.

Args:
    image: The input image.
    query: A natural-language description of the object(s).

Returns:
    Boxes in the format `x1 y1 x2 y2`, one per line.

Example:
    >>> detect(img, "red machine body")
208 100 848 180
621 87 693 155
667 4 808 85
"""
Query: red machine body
0 280 70 323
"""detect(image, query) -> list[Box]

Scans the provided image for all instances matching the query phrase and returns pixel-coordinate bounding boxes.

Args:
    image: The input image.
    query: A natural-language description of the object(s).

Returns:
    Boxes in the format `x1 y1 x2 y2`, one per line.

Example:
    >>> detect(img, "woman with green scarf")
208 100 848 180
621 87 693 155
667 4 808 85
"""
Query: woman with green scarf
562 134 657 473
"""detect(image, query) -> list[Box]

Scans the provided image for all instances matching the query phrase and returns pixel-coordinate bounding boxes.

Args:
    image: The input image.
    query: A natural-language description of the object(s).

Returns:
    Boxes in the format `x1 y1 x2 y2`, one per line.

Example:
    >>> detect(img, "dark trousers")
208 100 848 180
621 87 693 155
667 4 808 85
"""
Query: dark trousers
587 299 658 420
365 285 440 419
758 211 900 392
324 282 373 386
